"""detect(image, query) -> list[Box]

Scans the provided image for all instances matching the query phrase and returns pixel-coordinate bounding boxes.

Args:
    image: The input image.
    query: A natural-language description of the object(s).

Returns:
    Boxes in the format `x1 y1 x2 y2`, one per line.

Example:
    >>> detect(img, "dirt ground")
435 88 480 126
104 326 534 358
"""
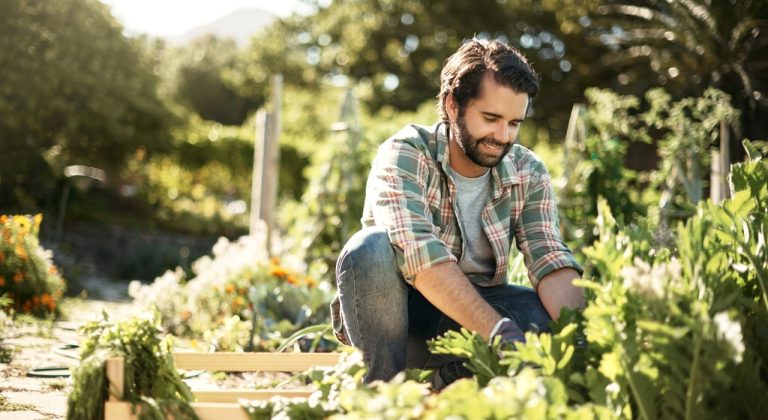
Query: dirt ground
0 298 299 419
0 299 136 419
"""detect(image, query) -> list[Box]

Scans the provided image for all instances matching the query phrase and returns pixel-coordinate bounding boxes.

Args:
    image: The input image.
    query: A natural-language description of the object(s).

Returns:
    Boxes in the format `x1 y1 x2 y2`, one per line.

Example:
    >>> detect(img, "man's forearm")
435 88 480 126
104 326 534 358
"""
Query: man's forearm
413 261 501 340
537 268 584 320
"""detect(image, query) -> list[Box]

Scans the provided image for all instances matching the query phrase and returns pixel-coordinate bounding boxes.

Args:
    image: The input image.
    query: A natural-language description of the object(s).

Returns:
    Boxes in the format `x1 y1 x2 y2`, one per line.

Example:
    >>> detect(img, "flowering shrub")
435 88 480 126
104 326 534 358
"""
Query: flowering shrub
0 215 65 317
129 234 335 351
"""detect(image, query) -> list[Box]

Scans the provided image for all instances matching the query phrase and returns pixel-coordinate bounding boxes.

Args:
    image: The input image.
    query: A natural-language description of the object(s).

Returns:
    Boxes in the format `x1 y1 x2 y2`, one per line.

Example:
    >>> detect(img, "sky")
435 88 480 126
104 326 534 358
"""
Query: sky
100 0 302 38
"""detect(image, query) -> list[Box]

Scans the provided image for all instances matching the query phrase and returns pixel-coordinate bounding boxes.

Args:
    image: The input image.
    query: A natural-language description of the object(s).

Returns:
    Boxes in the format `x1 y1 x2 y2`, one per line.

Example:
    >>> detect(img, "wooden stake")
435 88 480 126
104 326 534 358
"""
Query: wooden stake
105 357 124 402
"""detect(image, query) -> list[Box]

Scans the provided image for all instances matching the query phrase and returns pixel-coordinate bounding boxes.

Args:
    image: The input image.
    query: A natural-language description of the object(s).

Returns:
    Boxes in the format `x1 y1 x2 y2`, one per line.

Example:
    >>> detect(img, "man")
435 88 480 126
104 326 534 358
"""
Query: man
331 38 584 387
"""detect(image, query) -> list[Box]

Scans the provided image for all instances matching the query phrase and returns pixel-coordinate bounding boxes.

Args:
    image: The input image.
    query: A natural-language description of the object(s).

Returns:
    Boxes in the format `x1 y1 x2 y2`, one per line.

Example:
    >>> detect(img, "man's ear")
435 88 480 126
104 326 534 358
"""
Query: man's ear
446 94 458 122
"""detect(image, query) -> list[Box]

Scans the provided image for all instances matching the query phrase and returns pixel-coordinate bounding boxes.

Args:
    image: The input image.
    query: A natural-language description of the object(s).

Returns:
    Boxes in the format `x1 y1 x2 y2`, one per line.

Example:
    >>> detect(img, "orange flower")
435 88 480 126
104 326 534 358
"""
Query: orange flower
0 251 5 263
16 244 27 260
270 256 281 266
270 266 288 279
14 270 24 283
48 265 58 275
225 284 235 294
304 277 318 288
0 215 8 224
234 296 245 307
0 276 5 287
286 275 298 285
22 301 31 313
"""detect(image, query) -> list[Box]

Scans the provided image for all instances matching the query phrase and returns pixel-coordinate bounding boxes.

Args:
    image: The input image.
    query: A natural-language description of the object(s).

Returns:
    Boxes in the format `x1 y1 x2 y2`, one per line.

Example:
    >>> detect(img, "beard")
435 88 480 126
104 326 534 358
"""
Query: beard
451 114 512 168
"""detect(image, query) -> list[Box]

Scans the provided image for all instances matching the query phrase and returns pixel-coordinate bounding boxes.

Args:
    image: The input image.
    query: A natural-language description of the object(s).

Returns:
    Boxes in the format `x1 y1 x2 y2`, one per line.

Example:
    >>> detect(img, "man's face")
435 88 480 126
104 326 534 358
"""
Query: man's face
448 74 529 177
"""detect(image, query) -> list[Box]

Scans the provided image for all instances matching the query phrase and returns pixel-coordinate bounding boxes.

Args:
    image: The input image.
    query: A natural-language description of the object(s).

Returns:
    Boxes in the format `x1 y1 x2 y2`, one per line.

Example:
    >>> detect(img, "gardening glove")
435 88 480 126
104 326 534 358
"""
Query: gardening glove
489 317 526 347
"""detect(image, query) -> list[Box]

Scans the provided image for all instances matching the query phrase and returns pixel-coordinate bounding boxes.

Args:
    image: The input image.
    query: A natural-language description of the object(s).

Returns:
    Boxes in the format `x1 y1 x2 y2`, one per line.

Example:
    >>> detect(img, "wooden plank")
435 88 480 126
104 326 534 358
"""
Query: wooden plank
173 352 341 372
104 401 136 420
194 402 251 420
105 357 124 402
193 389 314 403
105 401 250 420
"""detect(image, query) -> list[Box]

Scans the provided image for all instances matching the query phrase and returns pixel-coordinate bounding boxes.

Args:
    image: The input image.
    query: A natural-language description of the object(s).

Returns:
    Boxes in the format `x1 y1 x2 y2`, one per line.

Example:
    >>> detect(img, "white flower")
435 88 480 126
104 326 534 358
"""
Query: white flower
713 312 744 363
621 257 673 299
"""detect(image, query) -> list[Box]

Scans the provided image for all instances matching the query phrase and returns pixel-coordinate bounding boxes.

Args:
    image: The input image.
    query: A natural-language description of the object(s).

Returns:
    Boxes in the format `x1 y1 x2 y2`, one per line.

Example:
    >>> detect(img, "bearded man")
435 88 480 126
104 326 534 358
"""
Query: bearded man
330 38 584 389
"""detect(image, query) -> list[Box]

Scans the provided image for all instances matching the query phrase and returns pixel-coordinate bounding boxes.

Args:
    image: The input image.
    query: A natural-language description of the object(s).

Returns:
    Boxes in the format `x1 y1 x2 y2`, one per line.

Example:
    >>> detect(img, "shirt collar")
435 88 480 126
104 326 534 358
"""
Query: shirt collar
433 121 520 188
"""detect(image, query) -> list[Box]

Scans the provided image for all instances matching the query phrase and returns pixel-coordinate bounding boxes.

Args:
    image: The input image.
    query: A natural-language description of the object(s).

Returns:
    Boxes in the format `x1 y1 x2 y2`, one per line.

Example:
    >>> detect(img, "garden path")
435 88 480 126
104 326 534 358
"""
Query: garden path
1 299 135 419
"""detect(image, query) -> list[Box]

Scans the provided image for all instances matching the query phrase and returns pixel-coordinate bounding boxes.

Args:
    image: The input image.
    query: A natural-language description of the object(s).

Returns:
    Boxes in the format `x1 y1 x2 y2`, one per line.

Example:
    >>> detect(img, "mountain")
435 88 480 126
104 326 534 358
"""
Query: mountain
170 8 277 46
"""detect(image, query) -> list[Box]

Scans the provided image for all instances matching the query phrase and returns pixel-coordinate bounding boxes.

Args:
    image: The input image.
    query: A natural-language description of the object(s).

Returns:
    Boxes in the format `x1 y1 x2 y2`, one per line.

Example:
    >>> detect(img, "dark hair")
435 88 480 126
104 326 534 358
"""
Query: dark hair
437 38 540 122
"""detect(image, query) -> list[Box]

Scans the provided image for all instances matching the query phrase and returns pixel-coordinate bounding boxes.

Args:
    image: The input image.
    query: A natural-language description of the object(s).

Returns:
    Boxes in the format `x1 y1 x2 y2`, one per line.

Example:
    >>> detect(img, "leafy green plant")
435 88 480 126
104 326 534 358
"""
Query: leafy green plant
427 328 505 387
559 88 739 247
66 310 196 420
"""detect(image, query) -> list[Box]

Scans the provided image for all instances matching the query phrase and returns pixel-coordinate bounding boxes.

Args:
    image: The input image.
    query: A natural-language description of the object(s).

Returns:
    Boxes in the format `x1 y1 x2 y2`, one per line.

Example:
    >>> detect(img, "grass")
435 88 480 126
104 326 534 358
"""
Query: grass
0 394 35 411
43 380 68 391
0 345 12 363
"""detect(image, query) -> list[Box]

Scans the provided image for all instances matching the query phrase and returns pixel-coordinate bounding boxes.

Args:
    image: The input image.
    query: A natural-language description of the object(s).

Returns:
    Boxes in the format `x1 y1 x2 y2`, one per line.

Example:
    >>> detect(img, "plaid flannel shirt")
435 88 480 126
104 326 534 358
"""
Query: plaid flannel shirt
361 122 582 287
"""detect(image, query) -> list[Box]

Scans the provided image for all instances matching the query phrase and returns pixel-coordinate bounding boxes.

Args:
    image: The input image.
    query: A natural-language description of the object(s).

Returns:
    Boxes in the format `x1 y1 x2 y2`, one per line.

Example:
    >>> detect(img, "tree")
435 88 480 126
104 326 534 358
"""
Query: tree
0 0 174 211
549 0 768 141
166 35 260 125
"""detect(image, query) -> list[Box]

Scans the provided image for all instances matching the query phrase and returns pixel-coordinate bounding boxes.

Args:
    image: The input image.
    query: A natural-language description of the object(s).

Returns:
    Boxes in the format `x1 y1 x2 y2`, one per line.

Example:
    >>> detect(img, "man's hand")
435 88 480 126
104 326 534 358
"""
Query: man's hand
490 317 526 345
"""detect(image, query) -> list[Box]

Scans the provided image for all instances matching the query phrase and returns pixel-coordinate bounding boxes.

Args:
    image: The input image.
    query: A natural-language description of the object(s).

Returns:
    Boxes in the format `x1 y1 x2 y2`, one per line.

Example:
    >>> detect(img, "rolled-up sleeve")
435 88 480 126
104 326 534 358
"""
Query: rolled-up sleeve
515 162 582 288
366 140 456 283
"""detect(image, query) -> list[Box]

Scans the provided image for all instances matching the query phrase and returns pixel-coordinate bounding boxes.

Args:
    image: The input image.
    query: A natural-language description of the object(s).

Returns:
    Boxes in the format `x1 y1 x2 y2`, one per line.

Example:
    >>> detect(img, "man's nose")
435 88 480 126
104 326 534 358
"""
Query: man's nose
494 122 510 143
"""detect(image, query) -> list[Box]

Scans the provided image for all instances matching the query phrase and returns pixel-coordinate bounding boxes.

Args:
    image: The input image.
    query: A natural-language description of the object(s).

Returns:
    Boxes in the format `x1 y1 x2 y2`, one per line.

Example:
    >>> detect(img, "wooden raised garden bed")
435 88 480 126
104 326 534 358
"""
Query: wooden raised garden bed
103 352 341 420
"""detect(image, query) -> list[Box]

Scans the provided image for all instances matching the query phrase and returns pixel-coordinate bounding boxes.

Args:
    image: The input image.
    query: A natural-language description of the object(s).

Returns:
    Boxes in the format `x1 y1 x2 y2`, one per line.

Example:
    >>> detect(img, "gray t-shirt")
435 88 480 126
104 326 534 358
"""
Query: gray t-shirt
451 169 496 277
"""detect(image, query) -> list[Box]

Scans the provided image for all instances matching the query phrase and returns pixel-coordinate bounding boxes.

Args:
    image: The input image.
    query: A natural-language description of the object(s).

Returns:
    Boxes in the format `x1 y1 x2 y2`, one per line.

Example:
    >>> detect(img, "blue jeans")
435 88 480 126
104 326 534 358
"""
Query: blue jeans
334 227 552 382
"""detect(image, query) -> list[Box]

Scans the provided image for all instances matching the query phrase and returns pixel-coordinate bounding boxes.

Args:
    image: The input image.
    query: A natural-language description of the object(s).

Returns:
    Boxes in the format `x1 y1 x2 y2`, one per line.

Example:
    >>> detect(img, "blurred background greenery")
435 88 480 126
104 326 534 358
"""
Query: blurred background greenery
0 0 766 288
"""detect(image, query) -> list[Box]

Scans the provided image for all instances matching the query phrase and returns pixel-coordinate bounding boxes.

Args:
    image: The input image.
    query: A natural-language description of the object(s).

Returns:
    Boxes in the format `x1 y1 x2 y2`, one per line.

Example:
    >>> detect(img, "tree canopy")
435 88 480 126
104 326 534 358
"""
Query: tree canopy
0 0 173 211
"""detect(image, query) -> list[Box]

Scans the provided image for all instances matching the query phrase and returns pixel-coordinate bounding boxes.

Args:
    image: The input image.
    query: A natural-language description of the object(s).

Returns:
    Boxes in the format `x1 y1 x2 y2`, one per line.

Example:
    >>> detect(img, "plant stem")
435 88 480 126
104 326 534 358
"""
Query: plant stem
743 251 768 313
685 325 704 420
621 355 653 420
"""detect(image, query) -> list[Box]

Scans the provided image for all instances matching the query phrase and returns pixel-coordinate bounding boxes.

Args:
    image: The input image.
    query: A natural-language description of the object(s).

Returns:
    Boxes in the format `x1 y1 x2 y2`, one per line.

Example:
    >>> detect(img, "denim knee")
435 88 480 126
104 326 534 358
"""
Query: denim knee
336 226 398 286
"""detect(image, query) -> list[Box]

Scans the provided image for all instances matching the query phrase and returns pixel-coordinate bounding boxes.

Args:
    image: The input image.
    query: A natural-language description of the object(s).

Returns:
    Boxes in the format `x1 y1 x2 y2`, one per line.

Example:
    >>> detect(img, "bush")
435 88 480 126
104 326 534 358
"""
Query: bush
129 233 335 351
0 214 65 316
